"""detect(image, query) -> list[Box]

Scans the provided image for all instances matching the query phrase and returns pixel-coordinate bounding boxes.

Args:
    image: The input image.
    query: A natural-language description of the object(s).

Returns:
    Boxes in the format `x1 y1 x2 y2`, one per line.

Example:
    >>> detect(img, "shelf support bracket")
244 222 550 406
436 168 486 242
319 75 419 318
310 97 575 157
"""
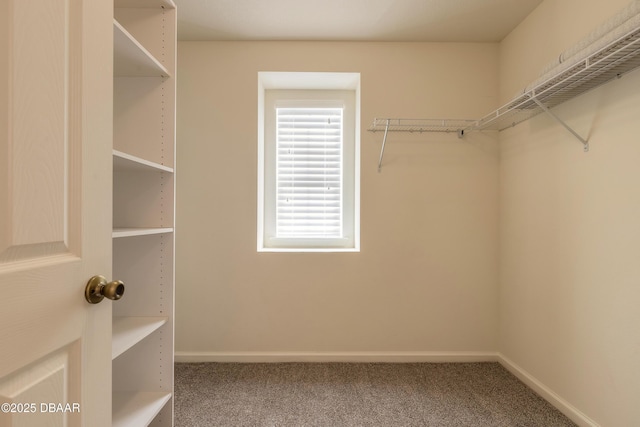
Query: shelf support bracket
531 96 589 152
378 119 390 173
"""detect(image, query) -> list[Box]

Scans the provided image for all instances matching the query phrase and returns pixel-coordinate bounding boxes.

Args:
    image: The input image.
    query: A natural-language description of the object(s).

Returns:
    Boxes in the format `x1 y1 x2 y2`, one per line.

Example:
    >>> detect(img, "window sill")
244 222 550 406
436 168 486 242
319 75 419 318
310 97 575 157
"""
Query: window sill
258 247 360 253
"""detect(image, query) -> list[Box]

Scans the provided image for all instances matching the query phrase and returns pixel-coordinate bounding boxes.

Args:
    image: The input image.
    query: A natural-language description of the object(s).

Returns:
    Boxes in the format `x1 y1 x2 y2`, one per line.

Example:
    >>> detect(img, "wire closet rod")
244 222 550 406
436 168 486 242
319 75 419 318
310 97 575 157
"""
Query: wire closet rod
369 118 477 172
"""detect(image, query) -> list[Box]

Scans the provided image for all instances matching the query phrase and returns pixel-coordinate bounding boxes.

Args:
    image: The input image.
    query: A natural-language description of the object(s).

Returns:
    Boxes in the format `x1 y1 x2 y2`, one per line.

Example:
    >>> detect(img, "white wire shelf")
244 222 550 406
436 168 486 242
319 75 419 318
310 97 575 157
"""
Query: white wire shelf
369 21 640 171
465 24 640 134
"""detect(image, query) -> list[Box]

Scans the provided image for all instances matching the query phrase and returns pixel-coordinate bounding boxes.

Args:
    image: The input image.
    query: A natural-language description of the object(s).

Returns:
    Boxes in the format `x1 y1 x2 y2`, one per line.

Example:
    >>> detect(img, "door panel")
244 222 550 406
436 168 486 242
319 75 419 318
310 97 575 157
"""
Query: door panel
1 0 79 261
10 0 68 249
0 343 81 427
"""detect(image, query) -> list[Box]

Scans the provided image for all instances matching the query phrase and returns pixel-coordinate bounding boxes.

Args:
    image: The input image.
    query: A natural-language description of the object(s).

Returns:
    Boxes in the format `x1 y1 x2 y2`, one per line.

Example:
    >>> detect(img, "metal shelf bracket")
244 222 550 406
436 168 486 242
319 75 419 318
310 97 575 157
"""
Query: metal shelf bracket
530 96 590 153
377 119 390 173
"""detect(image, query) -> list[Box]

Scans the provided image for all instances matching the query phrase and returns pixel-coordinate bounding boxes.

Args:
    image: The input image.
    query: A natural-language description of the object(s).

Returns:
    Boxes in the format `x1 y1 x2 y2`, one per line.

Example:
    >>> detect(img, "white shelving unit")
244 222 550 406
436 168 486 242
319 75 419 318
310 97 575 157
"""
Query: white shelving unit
112 0 176 426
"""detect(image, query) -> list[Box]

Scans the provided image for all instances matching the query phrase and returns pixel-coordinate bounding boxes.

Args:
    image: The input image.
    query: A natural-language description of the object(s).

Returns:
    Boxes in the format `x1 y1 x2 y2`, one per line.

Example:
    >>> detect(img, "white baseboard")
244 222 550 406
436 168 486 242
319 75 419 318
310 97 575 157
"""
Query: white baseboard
175 351 499 364
497 353 599 427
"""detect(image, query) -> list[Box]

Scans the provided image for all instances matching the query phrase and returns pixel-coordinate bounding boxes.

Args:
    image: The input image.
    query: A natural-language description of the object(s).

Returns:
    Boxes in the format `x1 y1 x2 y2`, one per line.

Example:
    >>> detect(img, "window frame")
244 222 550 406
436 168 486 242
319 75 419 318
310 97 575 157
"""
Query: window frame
257 72 360 252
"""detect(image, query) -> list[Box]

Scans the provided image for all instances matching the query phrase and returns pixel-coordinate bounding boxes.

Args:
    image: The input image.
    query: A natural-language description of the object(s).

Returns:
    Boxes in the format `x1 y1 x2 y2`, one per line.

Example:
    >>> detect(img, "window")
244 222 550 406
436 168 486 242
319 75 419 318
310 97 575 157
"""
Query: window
275 104 343 239
258 73 360 252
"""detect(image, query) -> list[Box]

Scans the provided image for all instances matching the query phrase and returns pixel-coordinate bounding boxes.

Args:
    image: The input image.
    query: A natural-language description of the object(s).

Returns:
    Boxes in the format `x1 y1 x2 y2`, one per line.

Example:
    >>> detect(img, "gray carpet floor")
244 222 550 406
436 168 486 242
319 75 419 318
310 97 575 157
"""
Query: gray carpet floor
175 362 577 426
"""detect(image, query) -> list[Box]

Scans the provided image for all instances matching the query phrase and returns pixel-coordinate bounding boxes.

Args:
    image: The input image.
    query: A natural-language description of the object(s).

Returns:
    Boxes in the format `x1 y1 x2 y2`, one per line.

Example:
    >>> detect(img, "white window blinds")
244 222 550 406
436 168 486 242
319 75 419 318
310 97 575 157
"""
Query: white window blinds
276 107 343 238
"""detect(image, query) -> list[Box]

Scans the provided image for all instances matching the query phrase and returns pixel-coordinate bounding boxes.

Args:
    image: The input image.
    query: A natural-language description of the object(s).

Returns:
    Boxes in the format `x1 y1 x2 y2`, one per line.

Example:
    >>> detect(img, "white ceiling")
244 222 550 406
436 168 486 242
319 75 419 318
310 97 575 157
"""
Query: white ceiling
175 0 543 42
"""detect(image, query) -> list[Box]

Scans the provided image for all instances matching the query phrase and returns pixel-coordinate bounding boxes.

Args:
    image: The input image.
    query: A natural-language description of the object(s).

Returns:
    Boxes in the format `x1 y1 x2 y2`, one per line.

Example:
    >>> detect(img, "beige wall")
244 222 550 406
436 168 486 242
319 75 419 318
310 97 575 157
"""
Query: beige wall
176 41 500 359
499 0 640 426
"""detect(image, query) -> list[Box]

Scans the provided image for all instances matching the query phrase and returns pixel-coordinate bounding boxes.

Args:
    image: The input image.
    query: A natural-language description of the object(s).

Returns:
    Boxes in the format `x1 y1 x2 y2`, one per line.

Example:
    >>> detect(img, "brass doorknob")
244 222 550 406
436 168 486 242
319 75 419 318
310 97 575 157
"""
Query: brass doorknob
85 275 125 304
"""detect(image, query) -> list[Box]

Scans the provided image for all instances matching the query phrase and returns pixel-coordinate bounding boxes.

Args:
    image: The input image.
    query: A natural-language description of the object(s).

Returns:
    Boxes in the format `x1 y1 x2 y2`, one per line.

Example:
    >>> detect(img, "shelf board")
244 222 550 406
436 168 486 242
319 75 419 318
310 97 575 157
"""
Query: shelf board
114 20 170 77
113 391 172 427
112 316 168 360
113 228 174 238
114 0 176 9
113 150 173 173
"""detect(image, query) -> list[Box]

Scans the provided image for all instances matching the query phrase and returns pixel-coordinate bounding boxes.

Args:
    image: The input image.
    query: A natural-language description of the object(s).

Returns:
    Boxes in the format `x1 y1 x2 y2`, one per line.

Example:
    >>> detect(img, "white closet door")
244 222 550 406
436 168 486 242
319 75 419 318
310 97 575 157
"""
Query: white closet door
0 0 113 426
